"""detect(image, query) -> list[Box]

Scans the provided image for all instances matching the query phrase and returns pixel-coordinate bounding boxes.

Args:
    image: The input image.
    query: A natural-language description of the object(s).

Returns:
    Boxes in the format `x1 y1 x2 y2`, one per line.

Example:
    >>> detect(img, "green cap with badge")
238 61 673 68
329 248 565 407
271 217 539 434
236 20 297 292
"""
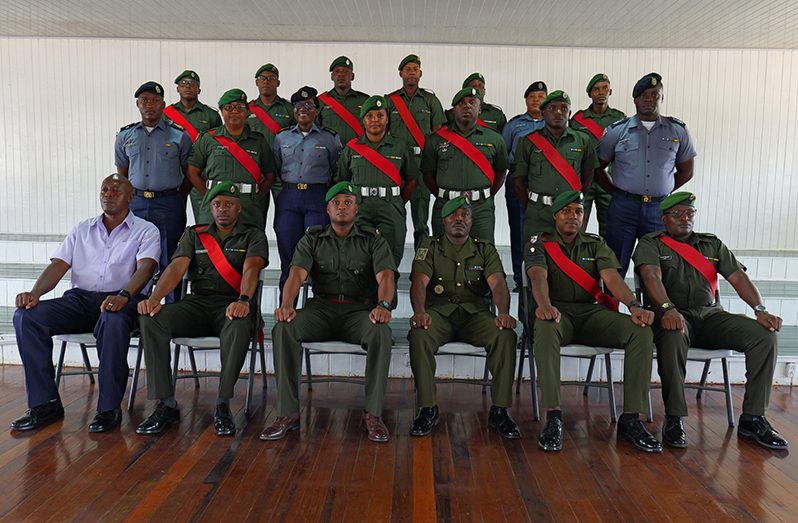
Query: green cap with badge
360 95 386 118
203 181 241 205
329 56 353 71
462 72 485 88
551 191 584 214
325 181 357 202
398 54 421 70
441 196 471 218
586 73 609 93
451 86 482 107
255 63 279 78
539 90 571 111
218 88 248 107
660 191 696 212
174 70 199 84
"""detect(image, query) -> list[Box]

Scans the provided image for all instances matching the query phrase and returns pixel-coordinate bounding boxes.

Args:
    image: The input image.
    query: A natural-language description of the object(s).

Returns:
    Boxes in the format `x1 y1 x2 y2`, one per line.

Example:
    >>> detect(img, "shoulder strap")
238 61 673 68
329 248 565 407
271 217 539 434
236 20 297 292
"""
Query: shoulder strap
572 112 604 140
542 241 618 311
527 132 581 191
346 138 402 186
658 236 718 296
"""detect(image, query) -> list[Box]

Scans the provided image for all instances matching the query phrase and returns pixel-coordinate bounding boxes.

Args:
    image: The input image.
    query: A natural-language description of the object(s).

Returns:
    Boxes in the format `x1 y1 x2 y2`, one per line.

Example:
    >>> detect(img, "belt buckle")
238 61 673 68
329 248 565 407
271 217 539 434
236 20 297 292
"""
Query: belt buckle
642 194 652 203
297 183 308 190
143 191 155 199
369 187 379 197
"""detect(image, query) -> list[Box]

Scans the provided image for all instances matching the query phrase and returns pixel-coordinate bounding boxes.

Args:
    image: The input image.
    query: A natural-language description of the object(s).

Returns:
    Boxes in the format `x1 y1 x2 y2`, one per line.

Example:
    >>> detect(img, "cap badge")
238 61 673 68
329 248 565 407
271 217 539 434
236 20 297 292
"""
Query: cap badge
230 185 236 193
651 78 657 86
345 59 351 65
376 100 382 107
155 85 161 94
301 91 308 98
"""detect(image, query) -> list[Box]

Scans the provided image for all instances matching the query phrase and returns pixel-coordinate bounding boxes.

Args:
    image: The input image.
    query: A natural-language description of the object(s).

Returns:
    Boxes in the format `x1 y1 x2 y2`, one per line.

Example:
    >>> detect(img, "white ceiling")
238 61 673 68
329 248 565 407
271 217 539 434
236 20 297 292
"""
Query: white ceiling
0 0 797 49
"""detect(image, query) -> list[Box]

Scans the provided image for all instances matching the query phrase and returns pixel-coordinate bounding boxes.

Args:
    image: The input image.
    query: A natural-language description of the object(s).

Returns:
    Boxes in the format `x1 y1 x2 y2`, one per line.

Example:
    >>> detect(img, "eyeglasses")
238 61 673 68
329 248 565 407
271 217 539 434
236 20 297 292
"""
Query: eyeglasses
294 101 316 111
664 209 697 219
178 79 199 88
222 103 248 113
257 75 279 82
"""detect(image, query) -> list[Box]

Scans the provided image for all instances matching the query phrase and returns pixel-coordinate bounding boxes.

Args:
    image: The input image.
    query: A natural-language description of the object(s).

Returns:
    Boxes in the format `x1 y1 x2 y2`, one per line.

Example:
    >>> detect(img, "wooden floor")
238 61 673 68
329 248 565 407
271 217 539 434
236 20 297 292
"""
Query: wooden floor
1 366 797 523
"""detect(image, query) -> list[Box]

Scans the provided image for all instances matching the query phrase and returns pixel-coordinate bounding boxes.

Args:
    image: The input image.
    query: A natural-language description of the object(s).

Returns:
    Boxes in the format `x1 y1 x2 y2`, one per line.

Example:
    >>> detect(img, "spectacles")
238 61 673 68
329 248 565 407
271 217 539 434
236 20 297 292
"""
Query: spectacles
664 209 697 219
222 103 248 113
294 101 316 111
257 75 279 82
178 79 199 88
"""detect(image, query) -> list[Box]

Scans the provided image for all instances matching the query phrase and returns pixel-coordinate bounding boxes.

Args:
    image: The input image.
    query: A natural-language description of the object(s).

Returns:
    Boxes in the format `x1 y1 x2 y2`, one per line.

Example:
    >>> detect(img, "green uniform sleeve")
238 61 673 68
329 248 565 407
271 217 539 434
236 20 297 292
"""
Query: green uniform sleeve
594 240 621 271
481 242 505 278
244 229 270 265
429 94 446 128
420 134 439 173
336 146 353 182
714 237 745 278
370 234 398 274
581 135 600 171
411 238 436 278
290 232 316 272
171 227 196 261
632 235 662 268
523 235 547 269
493 135 509 172
260 138 276 174
401 142 421 181
187 133 209 169
512 136 531 179
209 110 222 128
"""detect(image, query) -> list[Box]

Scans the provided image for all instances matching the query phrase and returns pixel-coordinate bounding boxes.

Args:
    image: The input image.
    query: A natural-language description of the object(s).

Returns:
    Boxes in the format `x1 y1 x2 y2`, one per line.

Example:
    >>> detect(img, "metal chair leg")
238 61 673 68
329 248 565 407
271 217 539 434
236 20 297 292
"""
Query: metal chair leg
259 340 268 391
604 353 617 422
172 344 181 390
646 390 653 423
304 347 313 391
481 358 490 394
722 357 735 427
583 355 597 396
79 343 96 384
246 340 257 417
187 347 201 388
128 341 143 411
697 360 711 399
55 341 67 387
515 337 526 394
528 345 540 421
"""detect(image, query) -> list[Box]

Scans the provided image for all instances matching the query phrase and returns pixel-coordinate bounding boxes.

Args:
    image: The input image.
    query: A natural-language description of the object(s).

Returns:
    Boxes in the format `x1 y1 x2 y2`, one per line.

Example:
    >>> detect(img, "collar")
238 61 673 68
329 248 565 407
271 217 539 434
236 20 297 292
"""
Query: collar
91 210 134 231
319 223 363 238
290 123 321 135
445 123 481 138
437 235 477 260
629 115 663 129
175 100 204 113
360 132 394 148
215 124 252 140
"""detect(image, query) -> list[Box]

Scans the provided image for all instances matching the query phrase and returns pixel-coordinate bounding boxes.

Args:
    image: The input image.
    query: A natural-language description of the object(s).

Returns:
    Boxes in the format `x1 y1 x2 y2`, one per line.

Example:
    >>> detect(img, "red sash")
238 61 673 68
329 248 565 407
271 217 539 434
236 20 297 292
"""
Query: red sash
527 132 582 191
477 118 488 128
163 105 199 143
196 226 242 293
346 138 402 186
436 126 495 185
659 236 719 297
318 92 363 137
248 101 283 135
543 241 619 311
208 130 262 184
389 93 425 149
572 112 604 140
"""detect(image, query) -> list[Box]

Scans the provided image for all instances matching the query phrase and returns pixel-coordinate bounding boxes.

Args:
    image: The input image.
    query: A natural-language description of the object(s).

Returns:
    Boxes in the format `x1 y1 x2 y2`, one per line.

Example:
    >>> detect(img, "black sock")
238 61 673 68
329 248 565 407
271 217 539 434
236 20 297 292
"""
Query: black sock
546 409 562 421
162 397 177 408
740 413 758 422
217 398 228 407
618 412 638 424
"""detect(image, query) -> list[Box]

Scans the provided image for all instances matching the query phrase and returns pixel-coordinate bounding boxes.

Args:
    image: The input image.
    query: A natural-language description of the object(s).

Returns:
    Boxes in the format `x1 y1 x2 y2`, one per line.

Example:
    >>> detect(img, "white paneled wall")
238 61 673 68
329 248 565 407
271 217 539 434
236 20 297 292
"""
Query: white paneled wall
1 37 797 251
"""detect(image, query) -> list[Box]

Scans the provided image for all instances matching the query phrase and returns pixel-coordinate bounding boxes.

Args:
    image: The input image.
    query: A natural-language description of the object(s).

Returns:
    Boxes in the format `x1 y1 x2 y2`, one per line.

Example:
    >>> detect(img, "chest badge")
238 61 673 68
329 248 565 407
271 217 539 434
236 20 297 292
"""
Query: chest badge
415 248 428 261
434 284 445 295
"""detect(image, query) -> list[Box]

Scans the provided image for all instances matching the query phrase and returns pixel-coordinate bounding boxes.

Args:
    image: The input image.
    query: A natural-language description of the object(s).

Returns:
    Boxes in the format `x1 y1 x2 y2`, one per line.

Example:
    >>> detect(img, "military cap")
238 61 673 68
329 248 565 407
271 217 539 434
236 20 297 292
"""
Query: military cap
290 86 319 107
660 191 696 212
203 181 241 205
586 73 609 93
360 95 387 119
524 81 548 98
255 63 279 78
174 70 199 84
329 56 353 71
218 88 248 107
462 72 485 88
551 191 584 214
539 90 571 111
325 181 357 202
451 87 482 107
134 81 164 98
632 72 662 98
398 54 421 70
441 196 471 218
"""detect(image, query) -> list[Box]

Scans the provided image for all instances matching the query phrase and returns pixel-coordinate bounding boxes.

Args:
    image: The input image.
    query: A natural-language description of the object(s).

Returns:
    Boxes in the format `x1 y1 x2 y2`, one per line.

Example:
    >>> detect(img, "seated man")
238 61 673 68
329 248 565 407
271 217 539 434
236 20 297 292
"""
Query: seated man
526 191 659 453
633 192 787 450
261 182 396 443
137 182 268 436
408 197 521 439
12 175 159 433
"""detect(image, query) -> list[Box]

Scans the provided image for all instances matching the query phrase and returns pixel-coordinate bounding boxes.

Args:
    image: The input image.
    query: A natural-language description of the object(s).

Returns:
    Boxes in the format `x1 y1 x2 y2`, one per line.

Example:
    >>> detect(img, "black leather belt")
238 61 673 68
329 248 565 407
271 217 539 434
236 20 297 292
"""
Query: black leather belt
316 293 370 305
133 188 180 199
616 190 665 203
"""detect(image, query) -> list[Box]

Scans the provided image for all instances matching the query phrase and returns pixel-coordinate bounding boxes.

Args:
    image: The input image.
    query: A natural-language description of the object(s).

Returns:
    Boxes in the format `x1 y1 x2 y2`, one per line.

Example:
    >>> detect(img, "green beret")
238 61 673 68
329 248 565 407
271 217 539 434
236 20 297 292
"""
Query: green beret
660 191 696 212
586 73 609 93
539 90 571 111
325 181 357 202
551 191 583 214
329 56 353 71
451 87 482 107
360 95 386 118
174 70 199 84
398 54 421 70
203 182 241 205
441 196 471 218
218 88 248 107
632 72 662 98
255 63 279 78
462 72 485 88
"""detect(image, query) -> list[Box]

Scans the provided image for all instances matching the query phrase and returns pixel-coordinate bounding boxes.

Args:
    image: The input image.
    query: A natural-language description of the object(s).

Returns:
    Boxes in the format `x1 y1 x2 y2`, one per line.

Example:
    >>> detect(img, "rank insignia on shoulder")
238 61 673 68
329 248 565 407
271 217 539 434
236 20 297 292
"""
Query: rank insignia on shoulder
415 248 428 261
529 235 538 244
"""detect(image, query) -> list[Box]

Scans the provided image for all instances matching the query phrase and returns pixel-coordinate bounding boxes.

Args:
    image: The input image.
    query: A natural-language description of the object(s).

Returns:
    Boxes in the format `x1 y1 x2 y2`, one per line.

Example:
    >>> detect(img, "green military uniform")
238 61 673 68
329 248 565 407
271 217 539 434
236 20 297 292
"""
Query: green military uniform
247 95 296 201
336 134 419 265
318 88 370 145
272 223 396 416
445 102 507 132
421 125 508 242
188 124 276 230
526 230 652 413
408 235 517 408
633 230 777 417
140 221 269 402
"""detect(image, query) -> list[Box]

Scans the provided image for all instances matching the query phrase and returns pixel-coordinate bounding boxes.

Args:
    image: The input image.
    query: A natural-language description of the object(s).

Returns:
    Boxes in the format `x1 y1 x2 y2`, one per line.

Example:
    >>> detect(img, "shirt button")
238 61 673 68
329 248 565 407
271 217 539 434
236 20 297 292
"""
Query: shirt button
456 283 462 287
456 262 461 266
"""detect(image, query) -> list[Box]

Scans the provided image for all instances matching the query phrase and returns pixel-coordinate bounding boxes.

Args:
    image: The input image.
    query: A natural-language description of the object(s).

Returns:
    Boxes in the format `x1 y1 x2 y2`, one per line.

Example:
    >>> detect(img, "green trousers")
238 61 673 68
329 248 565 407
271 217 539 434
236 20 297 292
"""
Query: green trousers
523 199 555 242
271 298 393 416
431 196 495 244
655 309 777 416
410 178 431 250
139 295 254 401
533 302 653 413
356 196 407 267
582 184 611 238
408 308 517 408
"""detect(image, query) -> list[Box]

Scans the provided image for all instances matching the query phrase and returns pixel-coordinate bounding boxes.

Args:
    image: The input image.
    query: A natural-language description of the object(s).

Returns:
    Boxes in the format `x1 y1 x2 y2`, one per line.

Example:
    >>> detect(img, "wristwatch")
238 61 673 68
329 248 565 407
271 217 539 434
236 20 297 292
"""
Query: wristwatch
117 289 131 299
660 302 676 313
628 299 643 309
754 304 768 315
237 294 251 303
377 299 393 310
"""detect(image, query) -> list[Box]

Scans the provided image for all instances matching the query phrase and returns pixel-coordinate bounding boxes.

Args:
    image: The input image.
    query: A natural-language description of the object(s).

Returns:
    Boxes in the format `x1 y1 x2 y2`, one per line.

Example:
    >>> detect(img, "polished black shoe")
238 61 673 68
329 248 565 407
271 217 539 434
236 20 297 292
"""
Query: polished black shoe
662 415 688 448
538 417 563 451
488 406 521 439
136 401 180 435
10 399 64 431
618 416 662 453
738 415 789 450
88 408 122 433
214 404 236 436
410 406 440 437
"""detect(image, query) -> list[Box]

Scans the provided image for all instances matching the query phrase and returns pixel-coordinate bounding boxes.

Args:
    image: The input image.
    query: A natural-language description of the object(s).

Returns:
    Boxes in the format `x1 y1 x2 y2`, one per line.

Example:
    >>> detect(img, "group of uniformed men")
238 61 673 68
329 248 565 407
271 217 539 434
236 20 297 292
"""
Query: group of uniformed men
10 54 787 453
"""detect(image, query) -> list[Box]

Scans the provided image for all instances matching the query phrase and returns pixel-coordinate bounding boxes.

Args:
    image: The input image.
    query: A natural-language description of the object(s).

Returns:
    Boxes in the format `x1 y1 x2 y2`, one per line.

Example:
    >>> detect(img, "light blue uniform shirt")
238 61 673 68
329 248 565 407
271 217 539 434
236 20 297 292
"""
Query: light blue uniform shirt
114 119 192 191
503 113 545 165
272 124 342 184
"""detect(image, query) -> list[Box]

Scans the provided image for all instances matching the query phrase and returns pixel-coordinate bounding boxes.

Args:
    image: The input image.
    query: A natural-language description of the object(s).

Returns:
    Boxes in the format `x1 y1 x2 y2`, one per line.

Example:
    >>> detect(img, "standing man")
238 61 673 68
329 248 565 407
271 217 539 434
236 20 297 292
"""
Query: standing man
597 72 697 278
633 192 787 450
136 182 268 437
384 54 446 250
11 175 159 433
422 87 508 242
273 87 342 289
512 90 597 241
569 74 625 238
318 56 369 145
446 73 507 132
337 95 419 266
185 88 276 230
261 182 396 443
115 81 193 272
527 191 660 453
408 197 520 439
163 70 223 221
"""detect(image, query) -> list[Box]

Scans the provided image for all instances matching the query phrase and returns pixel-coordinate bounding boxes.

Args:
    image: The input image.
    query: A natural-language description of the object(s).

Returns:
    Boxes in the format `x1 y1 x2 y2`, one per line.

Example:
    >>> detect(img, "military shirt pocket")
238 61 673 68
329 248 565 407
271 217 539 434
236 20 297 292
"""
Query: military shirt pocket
564 151 582 169
346 259 369 281
125 143 140 157
317 258 338 273
158 143 179 161
656 138 678 162
615 140 639 155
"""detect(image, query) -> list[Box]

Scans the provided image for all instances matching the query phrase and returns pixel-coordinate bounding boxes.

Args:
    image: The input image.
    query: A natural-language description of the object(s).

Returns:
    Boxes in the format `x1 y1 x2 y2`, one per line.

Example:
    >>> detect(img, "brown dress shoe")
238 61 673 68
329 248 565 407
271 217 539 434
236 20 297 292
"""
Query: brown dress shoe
259 414 300 441
362 412 389 443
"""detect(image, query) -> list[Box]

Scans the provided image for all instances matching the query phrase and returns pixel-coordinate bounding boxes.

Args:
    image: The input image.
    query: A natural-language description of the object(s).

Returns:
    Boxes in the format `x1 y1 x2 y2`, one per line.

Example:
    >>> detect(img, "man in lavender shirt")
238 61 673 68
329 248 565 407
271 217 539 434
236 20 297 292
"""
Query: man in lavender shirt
11 175 160 433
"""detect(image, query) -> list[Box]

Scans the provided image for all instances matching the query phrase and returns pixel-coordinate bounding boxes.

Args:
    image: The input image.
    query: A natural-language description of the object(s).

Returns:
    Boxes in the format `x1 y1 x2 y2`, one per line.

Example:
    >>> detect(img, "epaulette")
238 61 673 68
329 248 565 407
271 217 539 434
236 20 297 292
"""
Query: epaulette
695 232 718 239
305 225 325 234
606 117 631 130
508 113 525 122
190 224 209 231
358 225 378 236
485 102 503 112
248 128 268 139
276 127 292 134
321 127 338 136
583 232 603 241
666 116 687 127
168 121 185 131
119 122 137 132
420 87 436 96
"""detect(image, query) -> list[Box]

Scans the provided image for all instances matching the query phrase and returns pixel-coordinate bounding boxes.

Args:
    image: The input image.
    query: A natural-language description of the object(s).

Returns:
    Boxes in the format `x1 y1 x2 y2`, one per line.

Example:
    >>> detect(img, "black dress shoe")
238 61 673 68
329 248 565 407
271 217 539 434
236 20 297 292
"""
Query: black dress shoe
10 399 64 431
136 401 180 435
488 406 521 439
88 409 122 433
662 415 688 448
738 416 789 450
618 417 662 453
214 404 236 436
538 417 563 451
410 406 439 437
